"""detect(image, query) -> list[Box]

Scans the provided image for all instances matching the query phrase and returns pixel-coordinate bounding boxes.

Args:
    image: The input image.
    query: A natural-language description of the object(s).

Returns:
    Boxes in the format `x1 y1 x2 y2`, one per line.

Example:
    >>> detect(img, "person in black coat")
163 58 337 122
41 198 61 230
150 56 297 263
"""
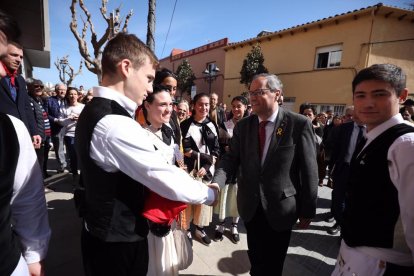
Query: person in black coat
0 41 40 148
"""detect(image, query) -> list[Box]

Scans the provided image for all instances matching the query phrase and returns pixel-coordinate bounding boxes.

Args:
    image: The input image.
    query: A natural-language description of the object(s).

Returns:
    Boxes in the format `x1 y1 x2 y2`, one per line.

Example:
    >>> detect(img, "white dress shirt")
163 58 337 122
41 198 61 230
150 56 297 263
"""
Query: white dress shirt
258 109 279 165
9 115 51 264
89 86 215 205
332 113 414 275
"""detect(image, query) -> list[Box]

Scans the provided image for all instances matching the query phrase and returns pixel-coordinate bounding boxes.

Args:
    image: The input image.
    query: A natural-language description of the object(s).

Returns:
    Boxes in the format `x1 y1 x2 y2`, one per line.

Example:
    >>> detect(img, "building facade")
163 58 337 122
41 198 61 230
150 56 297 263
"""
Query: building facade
159 38 228 103
223 3 414 113
2 0 51 78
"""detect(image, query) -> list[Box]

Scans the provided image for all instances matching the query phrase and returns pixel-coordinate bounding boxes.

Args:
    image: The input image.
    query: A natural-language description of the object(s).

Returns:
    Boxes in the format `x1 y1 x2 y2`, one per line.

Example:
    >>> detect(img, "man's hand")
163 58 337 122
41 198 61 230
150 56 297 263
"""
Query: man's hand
32 135 42 149
0 61 6 78
297 217 312 229
28 261 45 276
207 183 220 207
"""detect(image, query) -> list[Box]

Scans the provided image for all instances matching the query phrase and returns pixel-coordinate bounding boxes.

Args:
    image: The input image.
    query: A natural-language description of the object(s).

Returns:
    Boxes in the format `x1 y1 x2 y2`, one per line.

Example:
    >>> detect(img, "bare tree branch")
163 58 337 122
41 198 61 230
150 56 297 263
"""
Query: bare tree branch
70 0 94 66
68 0 134 83
54 56 83 87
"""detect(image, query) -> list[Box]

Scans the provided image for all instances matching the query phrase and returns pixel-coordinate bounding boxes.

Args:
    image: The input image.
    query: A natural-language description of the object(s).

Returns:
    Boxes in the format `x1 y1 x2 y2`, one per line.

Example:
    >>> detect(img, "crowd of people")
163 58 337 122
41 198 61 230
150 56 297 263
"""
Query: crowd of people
1 9 413 276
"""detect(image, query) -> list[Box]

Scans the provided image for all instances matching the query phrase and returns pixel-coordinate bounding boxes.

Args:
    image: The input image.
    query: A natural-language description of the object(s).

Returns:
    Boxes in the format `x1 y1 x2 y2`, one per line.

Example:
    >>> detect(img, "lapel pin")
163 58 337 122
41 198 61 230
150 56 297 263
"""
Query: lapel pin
276 128 283 136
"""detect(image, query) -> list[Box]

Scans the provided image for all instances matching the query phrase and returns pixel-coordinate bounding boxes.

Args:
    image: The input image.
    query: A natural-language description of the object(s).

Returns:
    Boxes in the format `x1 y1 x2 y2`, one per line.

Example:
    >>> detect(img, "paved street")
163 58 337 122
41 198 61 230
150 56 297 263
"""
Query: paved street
44 161 339 276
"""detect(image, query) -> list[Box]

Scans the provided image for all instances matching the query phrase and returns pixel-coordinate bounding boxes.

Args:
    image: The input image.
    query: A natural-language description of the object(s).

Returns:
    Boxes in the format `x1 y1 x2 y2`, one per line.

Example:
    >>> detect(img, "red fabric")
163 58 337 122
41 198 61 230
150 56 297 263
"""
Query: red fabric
142 191 187 225
259 121 269 158
2 63 17 87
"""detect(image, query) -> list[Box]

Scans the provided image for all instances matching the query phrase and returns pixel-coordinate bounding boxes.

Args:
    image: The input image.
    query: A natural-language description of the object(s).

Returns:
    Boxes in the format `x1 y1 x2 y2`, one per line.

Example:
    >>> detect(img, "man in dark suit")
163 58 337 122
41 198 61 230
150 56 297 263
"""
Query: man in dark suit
326 112 365 235
43 83 67 173
212 73 318 276
209 92 226 129
0 41 40 148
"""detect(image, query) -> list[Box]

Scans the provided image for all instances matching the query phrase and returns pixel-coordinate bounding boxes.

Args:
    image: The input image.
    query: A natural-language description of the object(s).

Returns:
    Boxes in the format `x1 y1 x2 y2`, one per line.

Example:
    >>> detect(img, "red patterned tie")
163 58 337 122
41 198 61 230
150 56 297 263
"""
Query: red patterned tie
259 121 269 159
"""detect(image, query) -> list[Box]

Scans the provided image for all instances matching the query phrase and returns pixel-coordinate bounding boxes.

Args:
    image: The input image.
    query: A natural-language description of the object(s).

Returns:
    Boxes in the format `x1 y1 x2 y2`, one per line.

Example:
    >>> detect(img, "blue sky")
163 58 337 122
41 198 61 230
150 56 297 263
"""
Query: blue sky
33 0 409 88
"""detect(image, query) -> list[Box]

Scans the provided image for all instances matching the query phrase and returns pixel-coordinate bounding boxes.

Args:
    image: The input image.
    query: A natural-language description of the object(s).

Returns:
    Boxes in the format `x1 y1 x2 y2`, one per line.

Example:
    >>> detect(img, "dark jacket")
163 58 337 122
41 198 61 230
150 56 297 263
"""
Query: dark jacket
0 75 38 136
43 96 63 136
213 108 319 231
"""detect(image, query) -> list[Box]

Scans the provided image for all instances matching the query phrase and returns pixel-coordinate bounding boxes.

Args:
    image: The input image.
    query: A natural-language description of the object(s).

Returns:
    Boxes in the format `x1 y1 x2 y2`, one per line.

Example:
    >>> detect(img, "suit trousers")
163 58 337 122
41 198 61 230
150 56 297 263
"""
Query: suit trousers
81 227 148 276
244 205 292 276
51 131 67 170
331 163 349 226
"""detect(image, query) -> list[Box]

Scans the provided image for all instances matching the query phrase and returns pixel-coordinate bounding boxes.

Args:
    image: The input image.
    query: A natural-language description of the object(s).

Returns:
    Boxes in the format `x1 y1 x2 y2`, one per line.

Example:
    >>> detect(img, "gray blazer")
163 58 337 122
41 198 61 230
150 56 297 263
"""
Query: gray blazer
213 107 318 231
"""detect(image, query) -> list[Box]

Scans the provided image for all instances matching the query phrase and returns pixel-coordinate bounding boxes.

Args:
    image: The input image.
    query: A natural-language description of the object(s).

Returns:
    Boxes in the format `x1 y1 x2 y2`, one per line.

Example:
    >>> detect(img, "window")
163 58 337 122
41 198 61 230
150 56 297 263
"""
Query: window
207 62 218 73
313 104 346 115
315 44 342 69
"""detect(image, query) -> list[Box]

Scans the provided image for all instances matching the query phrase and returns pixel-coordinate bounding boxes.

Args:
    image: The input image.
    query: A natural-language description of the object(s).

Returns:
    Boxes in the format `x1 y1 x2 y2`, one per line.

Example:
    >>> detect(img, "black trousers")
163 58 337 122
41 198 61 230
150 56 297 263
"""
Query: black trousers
81 227 148 276
384 262 414 276
244 206 292 276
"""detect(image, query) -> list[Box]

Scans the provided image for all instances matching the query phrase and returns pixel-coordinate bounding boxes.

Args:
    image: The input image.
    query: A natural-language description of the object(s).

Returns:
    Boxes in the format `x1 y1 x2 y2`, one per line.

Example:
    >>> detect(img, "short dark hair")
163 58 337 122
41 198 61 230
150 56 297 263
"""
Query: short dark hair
101 33 158 77
66 87 79 99
154 68 177 85
299 102 316 115
0 10 21 43
231 96 248 106
145 84 169 104
352 64 406 96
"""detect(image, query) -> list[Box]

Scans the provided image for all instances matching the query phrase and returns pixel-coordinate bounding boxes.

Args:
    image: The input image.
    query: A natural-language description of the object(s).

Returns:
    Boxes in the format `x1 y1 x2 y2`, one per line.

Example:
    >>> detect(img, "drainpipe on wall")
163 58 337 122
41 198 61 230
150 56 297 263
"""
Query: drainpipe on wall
365 4 381 67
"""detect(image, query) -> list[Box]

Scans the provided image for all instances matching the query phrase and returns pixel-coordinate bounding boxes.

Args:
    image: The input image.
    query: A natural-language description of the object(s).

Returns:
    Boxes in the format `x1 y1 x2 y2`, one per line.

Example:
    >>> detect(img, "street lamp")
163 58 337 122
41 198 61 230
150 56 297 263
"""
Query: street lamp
202 65 220 94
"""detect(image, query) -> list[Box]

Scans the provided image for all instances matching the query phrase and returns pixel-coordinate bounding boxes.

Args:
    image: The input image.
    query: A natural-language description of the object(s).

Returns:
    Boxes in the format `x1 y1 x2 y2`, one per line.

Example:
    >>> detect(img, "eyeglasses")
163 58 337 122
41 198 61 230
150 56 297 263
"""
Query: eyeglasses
248 88 273 97
34 85 44 89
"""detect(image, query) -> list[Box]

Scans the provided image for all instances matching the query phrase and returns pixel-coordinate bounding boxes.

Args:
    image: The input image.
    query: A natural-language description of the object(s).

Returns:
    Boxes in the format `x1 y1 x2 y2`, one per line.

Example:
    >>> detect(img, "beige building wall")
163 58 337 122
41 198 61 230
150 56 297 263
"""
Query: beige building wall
368 12 414 93
223 5 414 112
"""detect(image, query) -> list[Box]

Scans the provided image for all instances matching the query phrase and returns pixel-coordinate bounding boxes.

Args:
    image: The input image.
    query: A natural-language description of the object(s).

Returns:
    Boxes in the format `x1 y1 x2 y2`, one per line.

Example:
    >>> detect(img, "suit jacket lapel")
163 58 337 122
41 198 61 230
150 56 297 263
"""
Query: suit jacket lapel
248 115 261 166
0 78 13 101
262 107 286 170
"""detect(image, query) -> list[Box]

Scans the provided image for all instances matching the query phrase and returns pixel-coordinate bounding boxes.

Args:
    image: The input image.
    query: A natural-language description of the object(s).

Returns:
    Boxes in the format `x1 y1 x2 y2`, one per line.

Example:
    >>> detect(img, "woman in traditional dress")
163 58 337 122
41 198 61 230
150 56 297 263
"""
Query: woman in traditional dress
180 93 220 246
141 85 186 276
214 96 248 243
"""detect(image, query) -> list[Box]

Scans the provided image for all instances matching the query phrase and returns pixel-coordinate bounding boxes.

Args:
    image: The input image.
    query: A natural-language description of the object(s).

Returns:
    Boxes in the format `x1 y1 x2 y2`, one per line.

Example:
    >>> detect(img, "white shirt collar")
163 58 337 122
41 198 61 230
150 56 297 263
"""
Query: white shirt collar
258 108 279 124
365 113 410 144
93 86 138 117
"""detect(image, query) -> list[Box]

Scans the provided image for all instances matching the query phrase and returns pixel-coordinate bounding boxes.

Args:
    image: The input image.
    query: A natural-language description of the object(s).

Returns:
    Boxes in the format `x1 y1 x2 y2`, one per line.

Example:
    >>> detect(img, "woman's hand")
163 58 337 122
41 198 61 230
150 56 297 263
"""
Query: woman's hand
196 167 207 178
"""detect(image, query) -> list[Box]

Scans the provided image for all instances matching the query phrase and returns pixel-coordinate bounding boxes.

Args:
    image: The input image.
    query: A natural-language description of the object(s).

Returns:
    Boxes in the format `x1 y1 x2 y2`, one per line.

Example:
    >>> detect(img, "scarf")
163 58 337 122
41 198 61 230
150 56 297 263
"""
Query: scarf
2 63 17 87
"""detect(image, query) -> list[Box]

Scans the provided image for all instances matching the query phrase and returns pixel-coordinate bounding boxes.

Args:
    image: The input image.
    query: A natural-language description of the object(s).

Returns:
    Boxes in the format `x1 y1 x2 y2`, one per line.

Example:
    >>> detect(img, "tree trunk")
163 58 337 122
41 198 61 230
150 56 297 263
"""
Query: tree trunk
146 0 156 51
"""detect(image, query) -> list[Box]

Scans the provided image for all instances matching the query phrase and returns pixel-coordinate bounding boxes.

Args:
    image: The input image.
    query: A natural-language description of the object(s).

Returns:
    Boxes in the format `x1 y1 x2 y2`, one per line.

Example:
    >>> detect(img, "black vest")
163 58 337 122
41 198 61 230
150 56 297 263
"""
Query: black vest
0 113 21 275
75 98 149 242
342 123 414 248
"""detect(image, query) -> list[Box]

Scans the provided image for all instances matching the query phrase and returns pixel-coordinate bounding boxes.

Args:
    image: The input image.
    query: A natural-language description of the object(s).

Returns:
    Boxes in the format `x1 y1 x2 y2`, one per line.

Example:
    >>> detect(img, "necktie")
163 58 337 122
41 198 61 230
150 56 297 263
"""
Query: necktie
259 121 269 159
2 63 17 102
352 125 366 160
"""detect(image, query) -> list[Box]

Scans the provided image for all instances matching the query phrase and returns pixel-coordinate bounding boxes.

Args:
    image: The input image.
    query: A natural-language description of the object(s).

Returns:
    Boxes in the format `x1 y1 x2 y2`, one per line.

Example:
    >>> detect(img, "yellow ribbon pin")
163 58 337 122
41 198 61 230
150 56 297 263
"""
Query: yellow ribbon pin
277 128 283 136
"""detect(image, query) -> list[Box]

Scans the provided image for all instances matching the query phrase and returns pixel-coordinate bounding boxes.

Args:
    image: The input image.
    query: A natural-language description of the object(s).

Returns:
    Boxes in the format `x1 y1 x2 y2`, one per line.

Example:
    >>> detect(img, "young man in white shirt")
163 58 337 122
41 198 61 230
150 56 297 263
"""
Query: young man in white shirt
332 64 414 276
75 33 218 276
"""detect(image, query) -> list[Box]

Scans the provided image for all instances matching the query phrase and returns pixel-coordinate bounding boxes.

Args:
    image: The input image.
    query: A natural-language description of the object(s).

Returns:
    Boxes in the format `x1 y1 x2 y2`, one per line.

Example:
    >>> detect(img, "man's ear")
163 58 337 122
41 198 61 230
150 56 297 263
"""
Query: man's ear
119 59 132 78
398 88 409 104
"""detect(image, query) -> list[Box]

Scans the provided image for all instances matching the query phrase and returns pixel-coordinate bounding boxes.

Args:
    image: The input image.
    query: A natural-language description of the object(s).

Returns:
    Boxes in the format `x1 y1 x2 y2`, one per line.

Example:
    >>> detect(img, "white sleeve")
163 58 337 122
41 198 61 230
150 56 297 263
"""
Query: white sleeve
388 133 414 263
9 116 51 264
90 115 215 205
